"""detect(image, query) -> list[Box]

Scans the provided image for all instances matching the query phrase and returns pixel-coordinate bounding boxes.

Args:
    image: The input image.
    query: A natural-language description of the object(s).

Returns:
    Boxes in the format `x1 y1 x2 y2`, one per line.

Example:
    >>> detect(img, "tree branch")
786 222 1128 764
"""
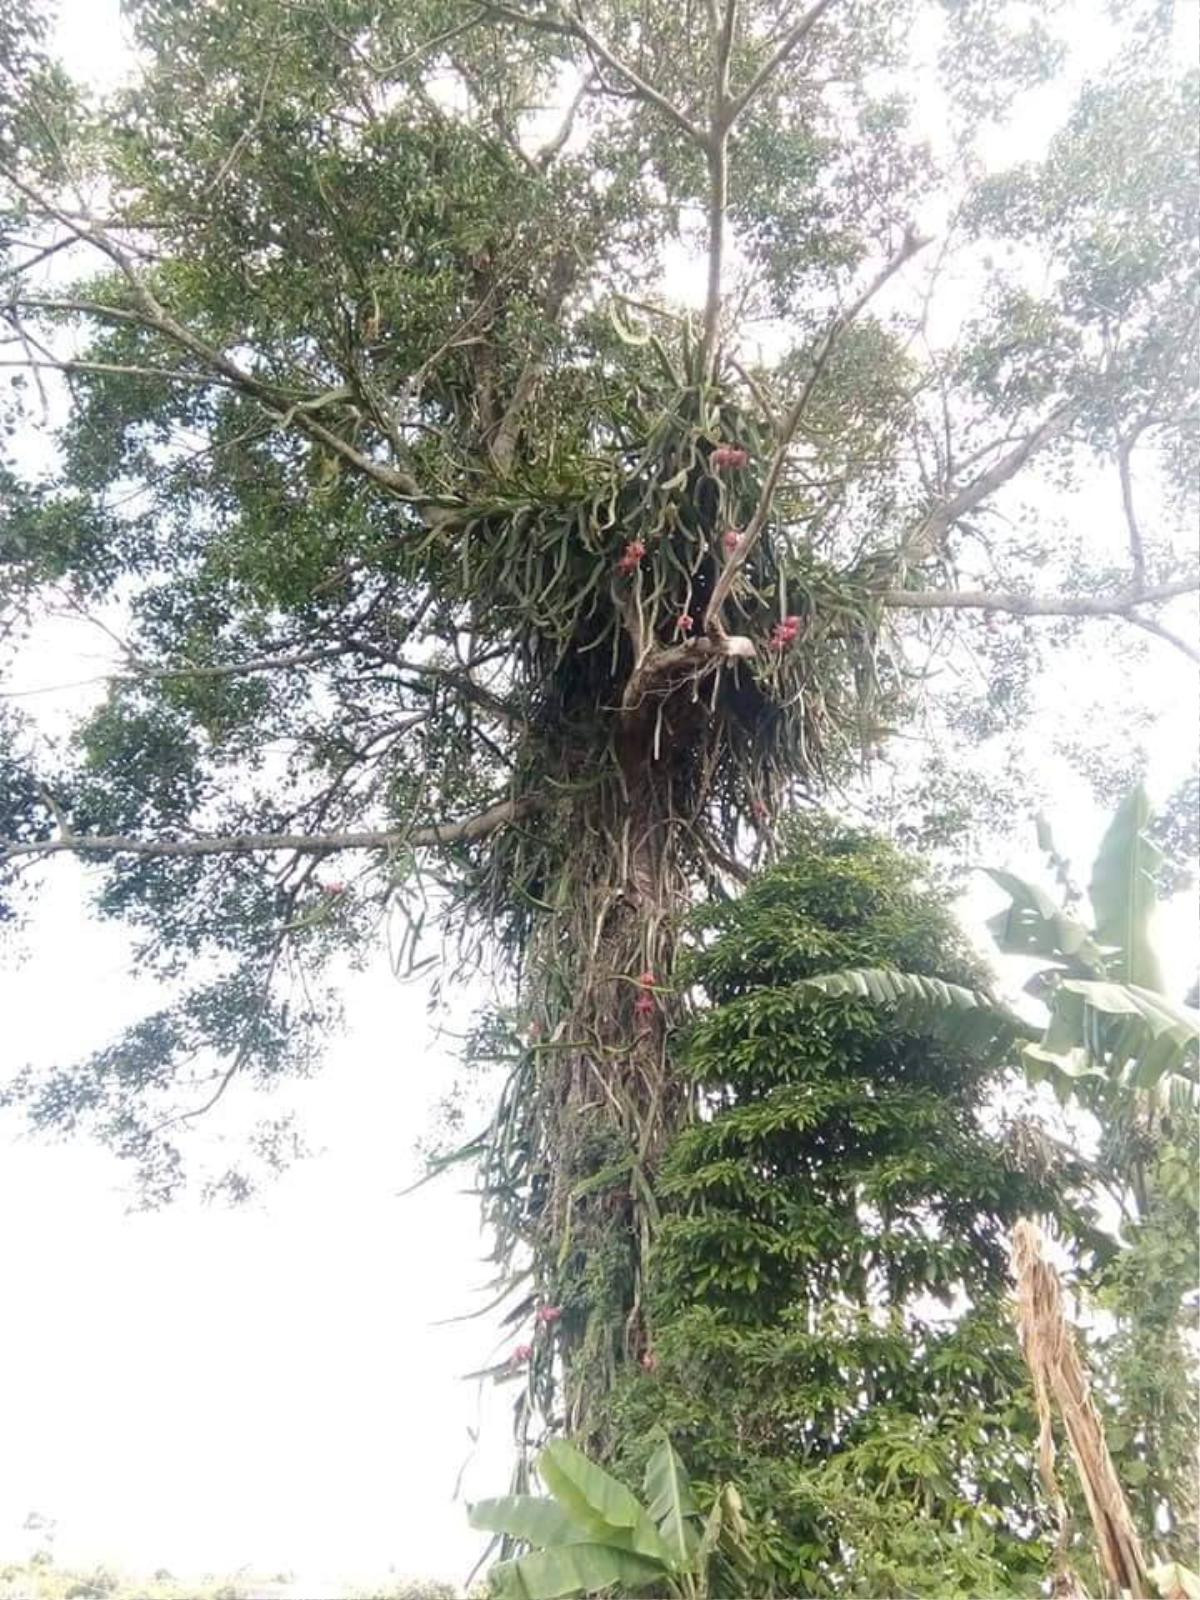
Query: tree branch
0 166 428 502
479 3 705 147
705 227 928 633
1124 609 1200 664
535 69 595 167
1 795 540 865
883 575 1200 661
0 641 523 724
725 0 840 127
1116 433 1146 589
700 0 738 377
905 402 1080 562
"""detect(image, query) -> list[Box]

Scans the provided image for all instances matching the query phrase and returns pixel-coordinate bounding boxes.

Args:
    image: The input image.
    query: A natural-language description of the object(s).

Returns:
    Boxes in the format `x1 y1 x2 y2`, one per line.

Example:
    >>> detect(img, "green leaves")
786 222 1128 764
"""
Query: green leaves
470 1434 750 1598
488 1545 667 1599
467 1496 583 1548
795 967 1031 1053
978 785 1198 1104
1024 980 1200 1106
536 1441 673 1562
982 868 1105 972
1088 785 1166 993
643 1434 700 1567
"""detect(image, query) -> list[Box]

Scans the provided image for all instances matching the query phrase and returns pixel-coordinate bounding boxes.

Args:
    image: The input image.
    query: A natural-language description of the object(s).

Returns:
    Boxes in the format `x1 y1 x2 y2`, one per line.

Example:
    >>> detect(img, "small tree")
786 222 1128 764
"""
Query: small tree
593 819 1097 1595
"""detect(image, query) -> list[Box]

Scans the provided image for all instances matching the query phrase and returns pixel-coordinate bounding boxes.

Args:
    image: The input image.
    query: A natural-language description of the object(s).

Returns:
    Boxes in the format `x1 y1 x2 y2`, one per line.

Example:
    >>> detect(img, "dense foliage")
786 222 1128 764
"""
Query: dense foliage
0 0 1196 1446
593 821 1098 1595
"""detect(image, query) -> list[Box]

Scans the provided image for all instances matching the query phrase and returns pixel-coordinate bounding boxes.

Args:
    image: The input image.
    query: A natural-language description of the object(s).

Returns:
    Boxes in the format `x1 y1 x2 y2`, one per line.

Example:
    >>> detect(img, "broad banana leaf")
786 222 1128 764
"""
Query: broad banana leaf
805 968 1198 1108
468 1495 588 1547
983 868 1106 972
1149 1559 1200 1599
489 1542 668 1599
644 1433 699 1566
1024 980 1199 1104
538 1439 674 1565
795 968 1034 1053
1087 785 1167 993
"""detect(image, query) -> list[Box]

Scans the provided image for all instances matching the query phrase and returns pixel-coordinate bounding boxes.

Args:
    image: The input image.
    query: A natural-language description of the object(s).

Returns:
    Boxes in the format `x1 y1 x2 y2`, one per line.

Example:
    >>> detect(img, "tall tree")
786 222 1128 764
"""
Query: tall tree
0 0 1196 1429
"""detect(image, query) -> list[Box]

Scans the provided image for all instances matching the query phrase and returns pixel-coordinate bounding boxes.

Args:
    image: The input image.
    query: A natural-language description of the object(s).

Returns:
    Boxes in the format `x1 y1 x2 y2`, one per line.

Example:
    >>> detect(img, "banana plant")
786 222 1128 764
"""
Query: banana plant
468 1433 753 1599
800 787 1198 1109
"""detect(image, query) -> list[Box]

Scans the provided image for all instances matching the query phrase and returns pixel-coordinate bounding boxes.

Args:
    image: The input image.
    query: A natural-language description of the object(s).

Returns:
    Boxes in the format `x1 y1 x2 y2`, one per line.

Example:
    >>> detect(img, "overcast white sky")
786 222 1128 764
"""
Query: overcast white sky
0 0 1197 1592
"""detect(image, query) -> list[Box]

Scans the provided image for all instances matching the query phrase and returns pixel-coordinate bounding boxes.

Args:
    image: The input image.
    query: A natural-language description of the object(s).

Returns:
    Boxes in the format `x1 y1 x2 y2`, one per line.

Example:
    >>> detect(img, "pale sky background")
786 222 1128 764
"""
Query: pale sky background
0 0 1197 1593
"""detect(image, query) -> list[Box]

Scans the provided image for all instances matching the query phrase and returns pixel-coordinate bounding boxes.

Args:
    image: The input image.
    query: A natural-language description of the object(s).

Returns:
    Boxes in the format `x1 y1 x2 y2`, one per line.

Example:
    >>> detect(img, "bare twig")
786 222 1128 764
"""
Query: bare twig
201 54 279 196
536 69 595 167
700 0 738 376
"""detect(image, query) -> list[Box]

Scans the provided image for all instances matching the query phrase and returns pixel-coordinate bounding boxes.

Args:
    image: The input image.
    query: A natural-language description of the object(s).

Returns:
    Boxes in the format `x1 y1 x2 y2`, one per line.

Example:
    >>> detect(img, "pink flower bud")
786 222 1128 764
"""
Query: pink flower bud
535 1305 563 1326
616 539 647 575
723 527 742 552
641 1350 659 1372
633 993 657 1018
322 882 347 895
675 613 694 633
510 1343 533 1365
769 615 802 651
638 971 657 987
710 444 749 471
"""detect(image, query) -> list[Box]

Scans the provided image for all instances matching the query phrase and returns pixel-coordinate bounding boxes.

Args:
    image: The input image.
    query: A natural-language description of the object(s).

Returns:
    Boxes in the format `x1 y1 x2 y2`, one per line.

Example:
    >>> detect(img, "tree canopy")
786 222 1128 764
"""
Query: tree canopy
0 0 1196 1438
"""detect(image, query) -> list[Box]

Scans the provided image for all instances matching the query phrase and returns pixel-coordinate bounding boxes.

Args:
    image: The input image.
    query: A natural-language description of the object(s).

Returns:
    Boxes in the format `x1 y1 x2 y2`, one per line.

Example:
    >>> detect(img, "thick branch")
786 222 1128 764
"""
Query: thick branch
705 227 928 633
1 795 539 865
906 402 1079 562
884 575 1200 661
882 576 1198 615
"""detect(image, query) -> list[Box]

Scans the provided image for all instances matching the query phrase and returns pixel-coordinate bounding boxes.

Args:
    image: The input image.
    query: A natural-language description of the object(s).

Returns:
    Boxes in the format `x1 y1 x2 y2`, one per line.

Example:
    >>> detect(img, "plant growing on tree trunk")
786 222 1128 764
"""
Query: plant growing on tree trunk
589 818 1105 1595
0 0 1196 1445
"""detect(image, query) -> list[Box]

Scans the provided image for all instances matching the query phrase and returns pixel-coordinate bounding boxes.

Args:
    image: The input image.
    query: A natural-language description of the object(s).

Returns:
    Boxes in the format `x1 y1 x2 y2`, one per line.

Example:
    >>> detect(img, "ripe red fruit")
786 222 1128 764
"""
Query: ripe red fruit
322 881 347 895
535 1305 563 1326
675 613 694 633
633 992 657 1018
723 527 742 552
710 444 749 471
639 971 657 987
510 1343 533 1365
